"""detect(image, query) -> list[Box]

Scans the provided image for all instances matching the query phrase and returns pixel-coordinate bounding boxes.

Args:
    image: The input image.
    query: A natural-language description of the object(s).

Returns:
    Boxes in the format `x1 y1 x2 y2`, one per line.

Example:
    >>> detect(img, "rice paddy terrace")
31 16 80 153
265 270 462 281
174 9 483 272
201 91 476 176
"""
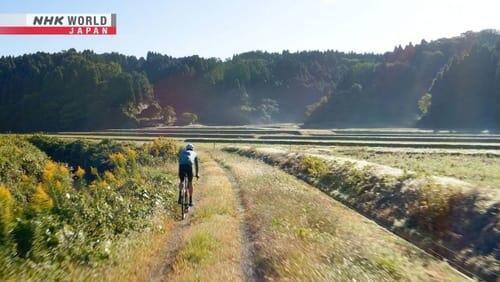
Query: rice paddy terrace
53 125 500 151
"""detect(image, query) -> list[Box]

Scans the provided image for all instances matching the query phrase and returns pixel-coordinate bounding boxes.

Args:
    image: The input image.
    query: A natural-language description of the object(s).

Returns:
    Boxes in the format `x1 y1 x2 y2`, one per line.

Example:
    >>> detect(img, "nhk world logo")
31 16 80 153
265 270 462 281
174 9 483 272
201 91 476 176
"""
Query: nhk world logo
0 14 116 35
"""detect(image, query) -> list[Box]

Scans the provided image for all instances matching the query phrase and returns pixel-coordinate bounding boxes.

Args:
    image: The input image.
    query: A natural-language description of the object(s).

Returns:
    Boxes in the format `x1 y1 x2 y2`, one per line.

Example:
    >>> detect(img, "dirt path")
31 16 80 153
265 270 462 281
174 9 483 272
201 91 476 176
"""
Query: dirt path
217 159 258 281
148 155 252 282
148 189 193 281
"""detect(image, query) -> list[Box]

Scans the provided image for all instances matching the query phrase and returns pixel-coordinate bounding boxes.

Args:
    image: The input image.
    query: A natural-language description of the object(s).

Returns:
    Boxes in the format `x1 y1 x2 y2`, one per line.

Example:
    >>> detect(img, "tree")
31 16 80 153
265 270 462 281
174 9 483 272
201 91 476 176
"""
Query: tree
418 93 432 115
161 105 177 125
137 103 162 119
306 96 328 117
178 112 198 125
257 99 279 123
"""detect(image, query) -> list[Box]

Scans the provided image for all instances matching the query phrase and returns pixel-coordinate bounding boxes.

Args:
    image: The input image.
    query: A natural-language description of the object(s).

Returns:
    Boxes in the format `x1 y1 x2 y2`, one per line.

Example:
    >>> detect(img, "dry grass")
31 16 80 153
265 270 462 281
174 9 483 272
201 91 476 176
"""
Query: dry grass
331 147 500 189
166 156 244 281
97 215 175 282
214 150 468 281
227 146 499 280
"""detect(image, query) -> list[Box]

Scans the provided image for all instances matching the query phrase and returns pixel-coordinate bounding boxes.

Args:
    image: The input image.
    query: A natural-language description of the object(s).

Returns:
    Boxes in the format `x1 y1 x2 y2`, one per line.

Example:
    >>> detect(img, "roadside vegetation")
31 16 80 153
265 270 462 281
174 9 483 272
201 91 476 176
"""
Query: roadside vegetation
0 135 180 280
214 150 466 281
225 146 499 280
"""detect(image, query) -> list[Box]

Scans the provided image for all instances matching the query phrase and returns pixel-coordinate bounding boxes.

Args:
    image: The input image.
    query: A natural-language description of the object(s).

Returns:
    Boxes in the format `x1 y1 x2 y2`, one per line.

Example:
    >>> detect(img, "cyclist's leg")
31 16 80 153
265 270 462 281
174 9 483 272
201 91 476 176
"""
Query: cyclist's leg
178 165 185 204
187 165 194 206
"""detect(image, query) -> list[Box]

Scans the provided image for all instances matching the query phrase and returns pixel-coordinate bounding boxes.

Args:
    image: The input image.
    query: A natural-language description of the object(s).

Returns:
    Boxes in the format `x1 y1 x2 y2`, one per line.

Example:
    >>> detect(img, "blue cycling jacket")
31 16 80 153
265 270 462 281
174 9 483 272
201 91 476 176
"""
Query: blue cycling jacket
179 149 198 166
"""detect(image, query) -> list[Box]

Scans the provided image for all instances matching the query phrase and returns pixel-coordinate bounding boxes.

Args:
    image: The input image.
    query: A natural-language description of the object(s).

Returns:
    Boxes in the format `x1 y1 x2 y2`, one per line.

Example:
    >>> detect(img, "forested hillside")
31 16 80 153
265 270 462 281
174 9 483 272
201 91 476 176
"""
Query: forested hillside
304 30 500 128
0 30 499 131
0 50 154 131
150 51 384 124
418 43 500 129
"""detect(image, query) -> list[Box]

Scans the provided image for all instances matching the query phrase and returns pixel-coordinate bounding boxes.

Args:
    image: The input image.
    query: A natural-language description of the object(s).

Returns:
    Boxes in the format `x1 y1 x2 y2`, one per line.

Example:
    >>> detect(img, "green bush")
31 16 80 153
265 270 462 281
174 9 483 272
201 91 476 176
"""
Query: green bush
146 137 180 160
301 156 329 178
0 136 48 187
409 183 464 233
12 219 36 258
29 136 128 176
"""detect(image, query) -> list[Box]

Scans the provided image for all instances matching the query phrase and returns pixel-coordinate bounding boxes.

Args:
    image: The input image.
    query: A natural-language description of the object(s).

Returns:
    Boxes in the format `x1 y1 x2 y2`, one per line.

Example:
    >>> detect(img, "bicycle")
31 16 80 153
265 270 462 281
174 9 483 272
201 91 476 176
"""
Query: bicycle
179 175 190 220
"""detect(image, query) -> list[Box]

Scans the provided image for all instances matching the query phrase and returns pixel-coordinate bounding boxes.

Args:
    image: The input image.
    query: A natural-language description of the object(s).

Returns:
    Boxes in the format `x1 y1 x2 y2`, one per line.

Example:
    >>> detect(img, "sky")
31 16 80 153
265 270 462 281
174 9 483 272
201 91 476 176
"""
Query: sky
0 0 499 59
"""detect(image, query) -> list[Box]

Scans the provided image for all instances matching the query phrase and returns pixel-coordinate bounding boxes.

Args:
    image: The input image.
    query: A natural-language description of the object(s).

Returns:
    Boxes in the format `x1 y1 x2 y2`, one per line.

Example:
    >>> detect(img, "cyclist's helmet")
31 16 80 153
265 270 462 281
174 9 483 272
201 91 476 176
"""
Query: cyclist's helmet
186 143 194 151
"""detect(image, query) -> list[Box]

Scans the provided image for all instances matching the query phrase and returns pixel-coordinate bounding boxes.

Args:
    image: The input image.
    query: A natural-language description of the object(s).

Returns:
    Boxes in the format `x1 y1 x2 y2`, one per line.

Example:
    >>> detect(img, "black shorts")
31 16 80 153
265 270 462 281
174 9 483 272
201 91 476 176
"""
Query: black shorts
179 164 193 182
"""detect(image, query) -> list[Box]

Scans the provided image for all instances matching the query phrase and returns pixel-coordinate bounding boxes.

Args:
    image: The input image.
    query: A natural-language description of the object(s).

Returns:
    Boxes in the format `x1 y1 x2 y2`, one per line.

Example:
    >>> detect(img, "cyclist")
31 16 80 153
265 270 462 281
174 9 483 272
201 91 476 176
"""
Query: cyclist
178 143 199 207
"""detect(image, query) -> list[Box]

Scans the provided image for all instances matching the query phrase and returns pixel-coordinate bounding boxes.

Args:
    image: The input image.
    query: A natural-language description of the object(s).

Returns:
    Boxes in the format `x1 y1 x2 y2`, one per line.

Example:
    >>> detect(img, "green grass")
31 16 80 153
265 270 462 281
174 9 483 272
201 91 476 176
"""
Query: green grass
179 231 220 265
332 147 500 188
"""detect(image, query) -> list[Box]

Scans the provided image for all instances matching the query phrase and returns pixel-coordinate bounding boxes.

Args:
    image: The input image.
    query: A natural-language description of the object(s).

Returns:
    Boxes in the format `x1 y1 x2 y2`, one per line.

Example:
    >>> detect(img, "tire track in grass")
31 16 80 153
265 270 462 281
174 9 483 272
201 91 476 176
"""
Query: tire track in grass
149 190 194 281
214 154 258 282
148 221 189 281
151 155 247 281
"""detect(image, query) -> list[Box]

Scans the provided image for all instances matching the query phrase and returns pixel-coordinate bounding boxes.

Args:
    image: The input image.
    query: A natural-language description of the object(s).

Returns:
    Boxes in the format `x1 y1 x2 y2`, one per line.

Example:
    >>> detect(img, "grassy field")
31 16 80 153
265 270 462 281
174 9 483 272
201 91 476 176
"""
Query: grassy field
212 150 467 281
330 147 500 189
226 145 499 280
3 127 498 280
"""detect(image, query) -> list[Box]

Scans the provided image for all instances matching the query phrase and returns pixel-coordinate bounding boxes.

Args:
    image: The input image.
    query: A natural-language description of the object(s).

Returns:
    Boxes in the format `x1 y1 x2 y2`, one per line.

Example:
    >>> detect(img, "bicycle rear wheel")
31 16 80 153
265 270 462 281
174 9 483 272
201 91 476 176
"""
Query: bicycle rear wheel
181 176 189 220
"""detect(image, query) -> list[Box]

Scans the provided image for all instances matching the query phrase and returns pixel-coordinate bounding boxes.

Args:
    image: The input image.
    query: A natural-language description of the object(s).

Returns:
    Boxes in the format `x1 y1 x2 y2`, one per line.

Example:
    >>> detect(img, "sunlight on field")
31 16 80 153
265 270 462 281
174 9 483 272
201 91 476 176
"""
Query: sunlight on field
214 150 467 281
331 147 500 189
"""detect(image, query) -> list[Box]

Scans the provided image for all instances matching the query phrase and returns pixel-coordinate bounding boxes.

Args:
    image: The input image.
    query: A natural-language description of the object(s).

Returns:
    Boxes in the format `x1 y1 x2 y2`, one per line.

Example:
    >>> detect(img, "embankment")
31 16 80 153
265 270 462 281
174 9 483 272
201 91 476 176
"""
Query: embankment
224 146 500 281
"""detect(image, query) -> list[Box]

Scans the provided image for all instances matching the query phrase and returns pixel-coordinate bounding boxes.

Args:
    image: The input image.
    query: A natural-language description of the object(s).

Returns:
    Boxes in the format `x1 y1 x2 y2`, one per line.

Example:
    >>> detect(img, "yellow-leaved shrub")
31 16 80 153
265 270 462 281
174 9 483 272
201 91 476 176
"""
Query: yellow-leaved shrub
104 171 119 186
89 179 111 191
42 161 71 190
0 185 13 239
75 166 85 179
30 184 53 213
109 152 128 177
126 148 137 160
109 152 127 168
412 183 464 233
148 138 179 159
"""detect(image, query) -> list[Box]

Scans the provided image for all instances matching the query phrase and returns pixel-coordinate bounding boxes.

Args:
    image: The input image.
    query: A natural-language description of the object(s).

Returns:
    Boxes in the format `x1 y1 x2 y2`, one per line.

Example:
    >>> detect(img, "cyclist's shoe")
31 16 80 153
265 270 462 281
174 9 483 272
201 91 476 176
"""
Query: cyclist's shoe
189 201 194 207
